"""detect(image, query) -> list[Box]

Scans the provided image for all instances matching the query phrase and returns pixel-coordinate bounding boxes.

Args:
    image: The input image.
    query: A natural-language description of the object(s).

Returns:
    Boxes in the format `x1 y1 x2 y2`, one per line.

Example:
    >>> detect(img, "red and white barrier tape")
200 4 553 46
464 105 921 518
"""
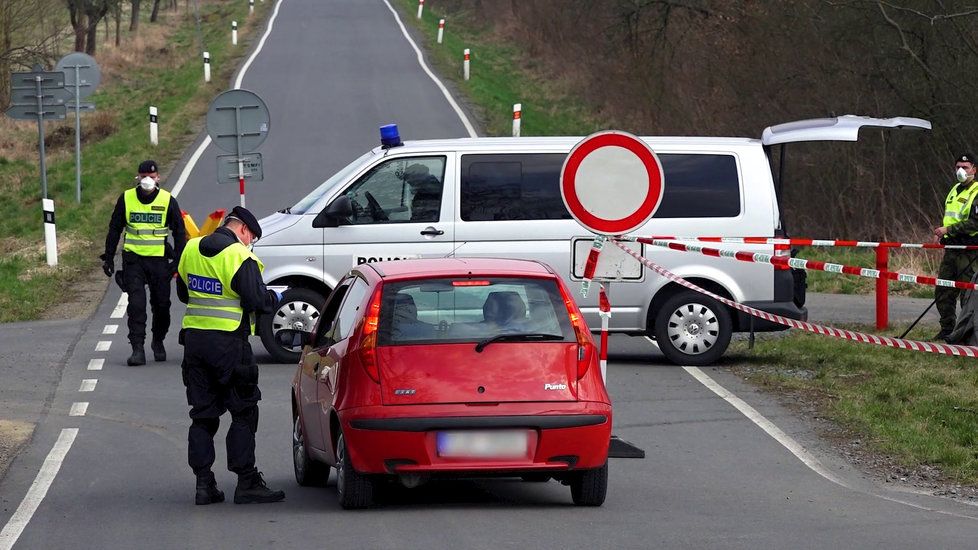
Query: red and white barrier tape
598 284 611 382
611 239 978 357
634 236 978 250
636 238 978 291
580 235 607 297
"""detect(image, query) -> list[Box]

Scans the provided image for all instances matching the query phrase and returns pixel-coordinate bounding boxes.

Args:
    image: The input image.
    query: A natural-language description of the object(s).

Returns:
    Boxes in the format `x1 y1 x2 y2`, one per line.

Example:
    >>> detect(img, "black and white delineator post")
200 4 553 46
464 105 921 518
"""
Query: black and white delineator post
232 21 238 45
149 106 159 145
56 52 101 203
249 0 254 15
5 65 68 200
43 199 57 267
203 51 211 82
205 89 270 207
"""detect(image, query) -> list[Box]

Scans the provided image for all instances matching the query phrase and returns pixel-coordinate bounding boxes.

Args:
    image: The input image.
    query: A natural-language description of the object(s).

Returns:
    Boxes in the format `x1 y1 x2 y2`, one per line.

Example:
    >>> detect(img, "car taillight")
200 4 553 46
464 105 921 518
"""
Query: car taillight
774 242 790 270
559 285 592 380
359 288 382 384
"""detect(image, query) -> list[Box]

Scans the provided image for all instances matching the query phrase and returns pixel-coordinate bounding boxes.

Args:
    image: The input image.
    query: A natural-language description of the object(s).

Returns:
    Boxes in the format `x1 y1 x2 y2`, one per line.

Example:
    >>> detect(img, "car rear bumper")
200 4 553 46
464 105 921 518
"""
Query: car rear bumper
341 402 613 475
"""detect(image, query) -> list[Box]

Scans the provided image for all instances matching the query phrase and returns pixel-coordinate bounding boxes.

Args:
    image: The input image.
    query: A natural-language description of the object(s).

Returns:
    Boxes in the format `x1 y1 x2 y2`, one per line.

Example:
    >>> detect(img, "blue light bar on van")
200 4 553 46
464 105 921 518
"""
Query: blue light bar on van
380 124 402 148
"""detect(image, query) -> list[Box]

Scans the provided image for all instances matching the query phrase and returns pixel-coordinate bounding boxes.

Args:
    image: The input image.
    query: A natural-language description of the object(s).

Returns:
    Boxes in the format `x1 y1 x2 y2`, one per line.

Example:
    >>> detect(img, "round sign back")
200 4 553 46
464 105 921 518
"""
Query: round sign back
205 89 271 154
55 52 101 100
560 130 664 236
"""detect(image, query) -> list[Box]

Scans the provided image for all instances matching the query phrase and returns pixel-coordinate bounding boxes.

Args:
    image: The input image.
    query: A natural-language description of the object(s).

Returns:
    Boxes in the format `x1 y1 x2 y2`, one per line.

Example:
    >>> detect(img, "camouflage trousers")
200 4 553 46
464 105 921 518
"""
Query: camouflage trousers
936 249 978 333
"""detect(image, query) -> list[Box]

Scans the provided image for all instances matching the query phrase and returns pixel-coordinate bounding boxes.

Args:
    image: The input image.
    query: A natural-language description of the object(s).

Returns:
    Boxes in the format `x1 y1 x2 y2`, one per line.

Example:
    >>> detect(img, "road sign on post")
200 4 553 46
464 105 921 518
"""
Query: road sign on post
56 52 101 204
5 65 69 200
205 89 270 207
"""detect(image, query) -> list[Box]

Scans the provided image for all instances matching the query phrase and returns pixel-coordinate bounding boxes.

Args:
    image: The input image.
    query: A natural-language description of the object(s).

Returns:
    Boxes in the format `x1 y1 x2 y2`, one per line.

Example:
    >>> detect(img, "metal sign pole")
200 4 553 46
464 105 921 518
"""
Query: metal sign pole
73 65 81 203
234 106 245 207
35 75 48 200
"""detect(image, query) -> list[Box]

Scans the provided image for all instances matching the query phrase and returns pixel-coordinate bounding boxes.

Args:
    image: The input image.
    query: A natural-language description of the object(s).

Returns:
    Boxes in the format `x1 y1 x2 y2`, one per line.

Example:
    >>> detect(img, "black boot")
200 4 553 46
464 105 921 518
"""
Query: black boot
151 340 166 362
234 470 285 504
195 472 225 505
127 344 146 366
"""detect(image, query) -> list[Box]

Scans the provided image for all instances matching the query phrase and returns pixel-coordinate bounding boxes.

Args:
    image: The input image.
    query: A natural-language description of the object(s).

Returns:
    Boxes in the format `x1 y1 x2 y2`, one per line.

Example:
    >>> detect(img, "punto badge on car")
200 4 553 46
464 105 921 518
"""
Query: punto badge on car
545 383 568 391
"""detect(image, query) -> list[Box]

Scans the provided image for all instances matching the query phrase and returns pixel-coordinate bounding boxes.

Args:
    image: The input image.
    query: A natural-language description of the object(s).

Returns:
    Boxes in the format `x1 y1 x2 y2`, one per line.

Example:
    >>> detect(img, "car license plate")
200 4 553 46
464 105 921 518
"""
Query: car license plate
436 430 528 458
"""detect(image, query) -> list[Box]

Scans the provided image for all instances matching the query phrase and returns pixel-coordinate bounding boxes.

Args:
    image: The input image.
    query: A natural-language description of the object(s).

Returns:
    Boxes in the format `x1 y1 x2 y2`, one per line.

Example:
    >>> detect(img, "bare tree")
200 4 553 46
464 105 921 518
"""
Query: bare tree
149 0 161 22
1 1 69 108
130 0 141 31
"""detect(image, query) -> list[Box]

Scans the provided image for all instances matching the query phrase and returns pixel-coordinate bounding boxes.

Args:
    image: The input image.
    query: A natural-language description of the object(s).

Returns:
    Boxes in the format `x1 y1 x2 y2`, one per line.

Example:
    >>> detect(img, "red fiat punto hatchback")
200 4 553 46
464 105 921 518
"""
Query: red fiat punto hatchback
280 258 612 509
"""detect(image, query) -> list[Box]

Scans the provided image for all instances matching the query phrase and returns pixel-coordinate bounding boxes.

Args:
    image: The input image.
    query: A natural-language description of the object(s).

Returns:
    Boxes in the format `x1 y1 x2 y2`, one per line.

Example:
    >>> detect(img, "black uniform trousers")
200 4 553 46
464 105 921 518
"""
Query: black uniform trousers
181 329 262 476
122 252 172 346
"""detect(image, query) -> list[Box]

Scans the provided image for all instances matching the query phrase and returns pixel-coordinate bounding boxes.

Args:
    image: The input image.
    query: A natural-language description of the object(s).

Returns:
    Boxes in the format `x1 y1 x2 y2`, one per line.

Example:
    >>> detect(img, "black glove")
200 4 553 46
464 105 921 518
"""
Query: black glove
167 260 179 276
102 259 114 277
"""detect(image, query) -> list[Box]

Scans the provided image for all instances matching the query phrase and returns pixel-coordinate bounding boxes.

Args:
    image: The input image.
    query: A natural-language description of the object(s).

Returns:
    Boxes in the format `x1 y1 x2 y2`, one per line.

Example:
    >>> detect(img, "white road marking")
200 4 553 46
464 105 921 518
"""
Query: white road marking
87 358 104 371
171 0 285 198
102 325 118 334
110 294 127 319
94 341 111 352
68 403 88 417
0 428 78 550
381 0 478 138
79 379 97 392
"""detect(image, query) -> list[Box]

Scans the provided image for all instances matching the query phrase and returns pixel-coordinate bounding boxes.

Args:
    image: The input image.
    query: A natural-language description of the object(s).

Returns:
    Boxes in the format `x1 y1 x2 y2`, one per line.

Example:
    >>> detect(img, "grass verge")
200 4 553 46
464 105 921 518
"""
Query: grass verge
0 0 271 322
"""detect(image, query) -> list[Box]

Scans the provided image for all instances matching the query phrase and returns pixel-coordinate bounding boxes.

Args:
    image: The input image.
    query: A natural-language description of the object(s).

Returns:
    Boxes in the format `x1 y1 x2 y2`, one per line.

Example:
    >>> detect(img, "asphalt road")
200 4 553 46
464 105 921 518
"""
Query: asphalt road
0 0 974 548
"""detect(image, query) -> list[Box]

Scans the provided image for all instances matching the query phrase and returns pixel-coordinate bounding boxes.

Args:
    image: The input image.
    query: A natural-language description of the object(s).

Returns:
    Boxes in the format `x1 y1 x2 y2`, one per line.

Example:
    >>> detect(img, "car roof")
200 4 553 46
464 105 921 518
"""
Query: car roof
370 135 760 155
360 258 557 280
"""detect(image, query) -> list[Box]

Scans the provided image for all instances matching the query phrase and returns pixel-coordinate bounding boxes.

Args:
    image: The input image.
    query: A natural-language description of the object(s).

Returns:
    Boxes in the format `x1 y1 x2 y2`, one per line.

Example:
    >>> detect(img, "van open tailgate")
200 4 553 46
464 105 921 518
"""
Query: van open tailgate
761 115 930 145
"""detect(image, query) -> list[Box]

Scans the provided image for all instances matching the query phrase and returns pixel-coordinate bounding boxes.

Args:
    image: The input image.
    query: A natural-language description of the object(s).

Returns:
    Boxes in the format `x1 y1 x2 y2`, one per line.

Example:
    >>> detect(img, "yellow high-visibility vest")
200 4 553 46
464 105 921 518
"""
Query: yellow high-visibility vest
943 181 978 236
179 237 265 333
123 188 171 257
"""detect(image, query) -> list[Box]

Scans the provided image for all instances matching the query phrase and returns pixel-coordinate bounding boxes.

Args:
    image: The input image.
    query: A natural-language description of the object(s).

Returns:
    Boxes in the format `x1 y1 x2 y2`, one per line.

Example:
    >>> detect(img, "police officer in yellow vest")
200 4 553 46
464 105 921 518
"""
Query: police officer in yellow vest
176 206 285 505
101 160 186 366
933 154 978 341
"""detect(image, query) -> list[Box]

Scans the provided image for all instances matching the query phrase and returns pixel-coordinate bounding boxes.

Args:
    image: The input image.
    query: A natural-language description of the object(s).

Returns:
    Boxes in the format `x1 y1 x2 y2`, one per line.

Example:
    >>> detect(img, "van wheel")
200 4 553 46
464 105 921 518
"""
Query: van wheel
652 290 731 366
336 433 374 509
293 416 330 487
258 287 324 364
570 462 608 506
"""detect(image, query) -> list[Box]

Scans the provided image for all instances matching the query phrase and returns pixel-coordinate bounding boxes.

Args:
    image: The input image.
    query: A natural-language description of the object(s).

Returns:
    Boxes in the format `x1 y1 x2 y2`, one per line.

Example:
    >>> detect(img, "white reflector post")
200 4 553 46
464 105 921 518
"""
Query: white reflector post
463 48 470 81
149 106 158 146
203 51 211 82
42 199 57 267
437 19 445 44
249 0 254 14
417 0 424 19
513 103 521 137
232 21 238 45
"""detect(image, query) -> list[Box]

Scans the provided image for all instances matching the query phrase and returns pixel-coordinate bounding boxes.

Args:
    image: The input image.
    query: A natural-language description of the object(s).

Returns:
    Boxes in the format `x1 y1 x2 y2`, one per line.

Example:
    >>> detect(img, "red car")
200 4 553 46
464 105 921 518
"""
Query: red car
280 258 612 509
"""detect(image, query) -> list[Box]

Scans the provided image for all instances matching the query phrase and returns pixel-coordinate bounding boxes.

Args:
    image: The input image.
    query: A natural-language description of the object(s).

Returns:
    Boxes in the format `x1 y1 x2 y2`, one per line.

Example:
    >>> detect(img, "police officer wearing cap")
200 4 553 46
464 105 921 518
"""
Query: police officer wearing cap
933 153 978 341
101 160 186 366
176 206 285 505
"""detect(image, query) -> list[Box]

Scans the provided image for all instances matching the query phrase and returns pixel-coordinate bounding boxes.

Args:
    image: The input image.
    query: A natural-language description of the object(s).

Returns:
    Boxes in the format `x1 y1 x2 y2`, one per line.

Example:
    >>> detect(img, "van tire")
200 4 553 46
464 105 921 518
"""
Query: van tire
652 290 732 366
258 287 325 364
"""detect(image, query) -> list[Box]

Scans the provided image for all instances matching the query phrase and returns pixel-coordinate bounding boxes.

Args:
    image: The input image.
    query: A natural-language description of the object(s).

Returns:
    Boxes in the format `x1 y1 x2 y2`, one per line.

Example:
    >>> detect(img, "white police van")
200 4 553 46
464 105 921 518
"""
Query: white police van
254 115 930 365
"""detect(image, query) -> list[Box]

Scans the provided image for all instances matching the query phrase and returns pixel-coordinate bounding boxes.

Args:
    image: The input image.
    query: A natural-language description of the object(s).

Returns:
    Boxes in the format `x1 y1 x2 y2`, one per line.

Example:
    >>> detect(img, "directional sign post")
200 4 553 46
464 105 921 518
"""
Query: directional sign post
56 52 101 203
205 89 270 207
5 64 69 200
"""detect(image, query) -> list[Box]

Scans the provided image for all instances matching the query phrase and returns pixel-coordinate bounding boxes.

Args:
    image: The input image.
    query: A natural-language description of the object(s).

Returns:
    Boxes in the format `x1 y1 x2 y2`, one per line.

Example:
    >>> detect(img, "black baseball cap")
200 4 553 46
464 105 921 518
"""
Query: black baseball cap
956 154 975 165
226 206 262 240
138 160 159 174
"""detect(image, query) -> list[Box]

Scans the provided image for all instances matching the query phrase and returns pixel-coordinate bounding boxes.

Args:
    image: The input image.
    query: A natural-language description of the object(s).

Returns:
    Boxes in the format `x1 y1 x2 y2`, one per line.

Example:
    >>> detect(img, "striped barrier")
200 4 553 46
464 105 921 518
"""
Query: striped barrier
634 236 978 250
611 239 978 357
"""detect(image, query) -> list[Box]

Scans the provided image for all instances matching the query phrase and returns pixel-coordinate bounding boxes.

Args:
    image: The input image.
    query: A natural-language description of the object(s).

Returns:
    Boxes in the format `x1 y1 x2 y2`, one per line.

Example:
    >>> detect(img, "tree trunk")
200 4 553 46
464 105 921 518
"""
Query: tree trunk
68 1 88 52
130 0 141 31
85 18 99 54
149 0 161 22
0 0 10 109
115 1 121 46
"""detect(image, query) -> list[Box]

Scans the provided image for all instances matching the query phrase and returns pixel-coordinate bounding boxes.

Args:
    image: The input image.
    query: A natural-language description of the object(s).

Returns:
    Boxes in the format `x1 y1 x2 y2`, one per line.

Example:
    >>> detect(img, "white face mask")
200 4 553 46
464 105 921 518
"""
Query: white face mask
139 176 157 191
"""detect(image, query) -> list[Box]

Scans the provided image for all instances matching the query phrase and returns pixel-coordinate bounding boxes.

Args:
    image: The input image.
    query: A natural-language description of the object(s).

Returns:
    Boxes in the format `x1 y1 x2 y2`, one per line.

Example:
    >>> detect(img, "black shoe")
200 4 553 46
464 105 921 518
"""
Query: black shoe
151 340 166 362
934 330 951 342
234 470 285 504
127 344 146 366
195 472 225 505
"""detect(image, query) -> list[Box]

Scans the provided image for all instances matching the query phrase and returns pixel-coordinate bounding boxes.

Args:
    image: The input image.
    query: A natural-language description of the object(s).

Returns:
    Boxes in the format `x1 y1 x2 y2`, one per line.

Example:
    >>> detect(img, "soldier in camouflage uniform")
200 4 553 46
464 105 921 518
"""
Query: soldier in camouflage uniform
934 154 978 341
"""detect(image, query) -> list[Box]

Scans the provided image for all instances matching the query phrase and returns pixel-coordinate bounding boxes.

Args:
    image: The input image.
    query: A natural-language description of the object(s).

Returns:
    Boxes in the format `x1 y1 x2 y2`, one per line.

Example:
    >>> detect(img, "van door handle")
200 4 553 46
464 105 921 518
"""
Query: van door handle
420 227 444 236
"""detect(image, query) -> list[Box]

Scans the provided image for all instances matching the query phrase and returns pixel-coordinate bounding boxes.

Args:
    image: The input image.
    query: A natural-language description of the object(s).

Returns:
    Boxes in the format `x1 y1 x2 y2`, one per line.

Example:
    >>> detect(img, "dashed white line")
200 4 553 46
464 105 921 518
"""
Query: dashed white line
0 428 78 550
102 324 118 334
68 402 88 417
110 294 127 319
87 358 104 371
94 341 111 352
79 379 97 392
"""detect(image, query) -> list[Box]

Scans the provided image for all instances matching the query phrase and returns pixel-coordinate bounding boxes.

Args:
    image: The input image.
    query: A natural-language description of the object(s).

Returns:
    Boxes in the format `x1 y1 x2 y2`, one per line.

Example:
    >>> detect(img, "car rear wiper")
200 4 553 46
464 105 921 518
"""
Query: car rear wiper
277 206 292 214
474 333 564 353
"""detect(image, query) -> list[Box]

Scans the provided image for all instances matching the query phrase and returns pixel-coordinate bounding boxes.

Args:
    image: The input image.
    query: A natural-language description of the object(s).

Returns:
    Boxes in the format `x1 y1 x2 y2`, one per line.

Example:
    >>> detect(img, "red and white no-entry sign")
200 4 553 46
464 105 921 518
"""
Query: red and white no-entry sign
560 130 664 235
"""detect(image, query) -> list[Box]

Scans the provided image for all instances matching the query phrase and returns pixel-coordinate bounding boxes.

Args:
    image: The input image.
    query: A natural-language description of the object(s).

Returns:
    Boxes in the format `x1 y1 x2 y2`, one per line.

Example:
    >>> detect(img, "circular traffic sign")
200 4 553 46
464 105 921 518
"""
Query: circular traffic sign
206 89 270 153
560 130 664 236
56 52 101 100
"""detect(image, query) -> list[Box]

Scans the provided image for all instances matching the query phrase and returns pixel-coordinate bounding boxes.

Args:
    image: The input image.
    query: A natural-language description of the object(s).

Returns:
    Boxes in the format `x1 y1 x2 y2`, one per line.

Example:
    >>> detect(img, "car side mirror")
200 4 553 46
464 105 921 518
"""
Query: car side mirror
275 328 312 349
312 196 353 228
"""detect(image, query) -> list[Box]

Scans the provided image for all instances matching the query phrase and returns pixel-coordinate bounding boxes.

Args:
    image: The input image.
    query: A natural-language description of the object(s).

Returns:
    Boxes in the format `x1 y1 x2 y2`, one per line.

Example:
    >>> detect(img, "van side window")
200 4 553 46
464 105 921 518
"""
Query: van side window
343 156 446 224
460 153 741 221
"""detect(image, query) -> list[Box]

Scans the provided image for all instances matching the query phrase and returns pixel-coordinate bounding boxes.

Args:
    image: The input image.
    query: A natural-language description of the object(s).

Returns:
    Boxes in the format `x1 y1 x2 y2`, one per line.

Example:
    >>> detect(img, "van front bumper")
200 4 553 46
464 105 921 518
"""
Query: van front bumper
737 301 808 332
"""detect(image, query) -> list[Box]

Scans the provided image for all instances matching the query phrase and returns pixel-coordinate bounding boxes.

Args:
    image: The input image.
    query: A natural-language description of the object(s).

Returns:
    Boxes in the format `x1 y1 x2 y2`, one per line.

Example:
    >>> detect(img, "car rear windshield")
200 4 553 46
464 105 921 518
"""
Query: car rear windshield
377 277 576 345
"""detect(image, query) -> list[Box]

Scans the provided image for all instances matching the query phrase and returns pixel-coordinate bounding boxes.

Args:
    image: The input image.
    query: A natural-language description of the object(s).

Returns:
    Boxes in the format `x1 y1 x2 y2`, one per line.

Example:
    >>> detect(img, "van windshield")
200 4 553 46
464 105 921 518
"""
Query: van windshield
290 150 375 214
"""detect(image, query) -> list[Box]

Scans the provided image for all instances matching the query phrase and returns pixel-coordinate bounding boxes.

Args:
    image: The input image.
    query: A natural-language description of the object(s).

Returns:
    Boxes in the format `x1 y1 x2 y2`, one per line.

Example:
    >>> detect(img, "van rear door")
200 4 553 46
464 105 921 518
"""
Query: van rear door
761 115 931 145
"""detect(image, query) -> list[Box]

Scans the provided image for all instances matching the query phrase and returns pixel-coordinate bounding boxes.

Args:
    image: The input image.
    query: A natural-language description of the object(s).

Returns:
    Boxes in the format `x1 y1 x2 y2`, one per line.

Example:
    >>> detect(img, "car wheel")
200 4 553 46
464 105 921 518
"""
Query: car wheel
652 290 732 366
293 416 329 487
336 432 373 509
259 287 325 364
570 462 608 506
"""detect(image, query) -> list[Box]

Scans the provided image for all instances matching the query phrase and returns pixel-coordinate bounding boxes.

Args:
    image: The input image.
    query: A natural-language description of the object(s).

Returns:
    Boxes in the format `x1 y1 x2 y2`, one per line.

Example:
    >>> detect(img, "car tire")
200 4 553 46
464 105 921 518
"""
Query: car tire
259 287 325 364
293 416 329 487
336 432 374 509
652 290 732 366
570 462 608 506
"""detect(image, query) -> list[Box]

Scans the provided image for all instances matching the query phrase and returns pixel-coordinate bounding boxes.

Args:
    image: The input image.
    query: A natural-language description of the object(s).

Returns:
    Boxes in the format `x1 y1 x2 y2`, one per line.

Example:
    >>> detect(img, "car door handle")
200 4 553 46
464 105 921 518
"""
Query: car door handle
420 227 444 236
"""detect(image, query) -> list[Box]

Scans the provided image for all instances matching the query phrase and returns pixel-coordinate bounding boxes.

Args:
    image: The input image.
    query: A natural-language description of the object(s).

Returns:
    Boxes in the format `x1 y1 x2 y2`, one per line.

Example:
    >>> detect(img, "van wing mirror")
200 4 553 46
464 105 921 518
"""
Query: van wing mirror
312 196 354 228
275 328 312 349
